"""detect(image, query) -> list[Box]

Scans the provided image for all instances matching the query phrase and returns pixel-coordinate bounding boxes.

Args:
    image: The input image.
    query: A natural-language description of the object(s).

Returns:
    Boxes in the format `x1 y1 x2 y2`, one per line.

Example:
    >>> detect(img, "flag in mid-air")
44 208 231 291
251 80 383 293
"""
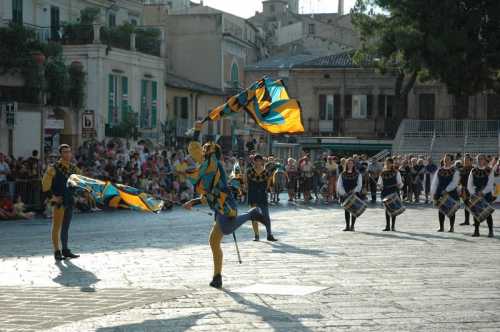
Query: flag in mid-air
208 76 304 134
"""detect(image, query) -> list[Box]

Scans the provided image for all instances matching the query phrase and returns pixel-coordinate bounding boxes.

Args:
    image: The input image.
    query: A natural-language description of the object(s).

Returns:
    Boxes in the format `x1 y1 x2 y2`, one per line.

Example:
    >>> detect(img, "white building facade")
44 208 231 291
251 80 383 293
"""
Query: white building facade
0 0 166 157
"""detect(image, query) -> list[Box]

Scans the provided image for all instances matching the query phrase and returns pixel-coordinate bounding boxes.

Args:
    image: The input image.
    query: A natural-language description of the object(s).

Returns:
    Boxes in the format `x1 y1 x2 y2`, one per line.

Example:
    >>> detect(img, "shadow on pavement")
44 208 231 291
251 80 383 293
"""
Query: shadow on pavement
223 289 320 332
53 260 101 292
358 231 428 242
95 313 208 332
396 231 475 243
262 241 331 257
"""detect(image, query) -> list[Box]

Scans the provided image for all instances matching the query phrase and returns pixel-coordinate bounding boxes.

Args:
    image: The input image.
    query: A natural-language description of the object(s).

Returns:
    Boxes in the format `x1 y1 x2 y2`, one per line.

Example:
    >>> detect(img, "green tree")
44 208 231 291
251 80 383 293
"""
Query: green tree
352 0 500 108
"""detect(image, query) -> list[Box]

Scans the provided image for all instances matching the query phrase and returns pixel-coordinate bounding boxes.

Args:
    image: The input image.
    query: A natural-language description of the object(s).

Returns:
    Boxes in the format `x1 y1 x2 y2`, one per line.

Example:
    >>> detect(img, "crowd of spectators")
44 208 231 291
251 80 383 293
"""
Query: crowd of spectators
1 138 499 221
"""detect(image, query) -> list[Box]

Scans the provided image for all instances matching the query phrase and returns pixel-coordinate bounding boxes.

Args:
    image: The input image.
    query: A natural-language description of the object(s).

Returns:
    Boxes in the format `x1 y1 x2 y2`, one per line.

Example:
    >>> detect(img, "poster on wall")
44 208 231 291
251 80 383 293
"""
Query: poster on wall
82 110 96 138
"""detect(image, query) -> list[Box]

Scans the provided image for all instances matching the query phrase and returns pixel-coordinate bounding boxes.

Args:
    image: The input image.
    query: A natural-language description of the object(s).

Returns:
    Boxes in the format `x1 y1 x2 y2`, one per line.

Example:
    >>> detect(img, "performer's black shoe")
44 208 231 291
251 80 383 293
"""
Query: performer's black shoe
253 235 260 242
209 274 222 289
267 235 278 242
383 227 390 232
62 249 80 259
350 225 355 232
448 227 454 233
54 250 65 261
487 220 494 238
472 229 480 237
437 228 444 232
460 222 470 226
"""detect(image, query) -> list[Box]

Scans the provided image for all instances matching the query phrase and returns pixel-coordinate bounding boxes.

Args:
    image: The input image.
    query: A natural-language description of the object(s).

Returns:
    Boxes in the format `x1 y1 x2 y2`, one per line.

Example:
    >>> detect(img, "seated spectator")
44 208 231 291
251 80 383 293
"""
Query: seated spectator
0 193 16 220
13 196 35 219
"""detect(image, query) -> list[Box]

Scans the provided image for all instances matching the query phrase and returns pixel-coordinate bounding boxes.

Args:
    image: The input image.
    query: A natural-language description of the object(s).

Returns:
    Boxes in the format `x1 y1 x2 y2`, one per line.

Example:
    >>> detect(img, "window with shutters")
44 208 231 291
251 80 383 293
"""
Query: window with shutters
378 94 386 117
140 80 158 129
174 97 189 119
319 94 335 121
344 95 352 119
108 13 116 27
386 96 394 119
12 0 23 24
308 24 315 35
352 95 368 119
108 75 130 125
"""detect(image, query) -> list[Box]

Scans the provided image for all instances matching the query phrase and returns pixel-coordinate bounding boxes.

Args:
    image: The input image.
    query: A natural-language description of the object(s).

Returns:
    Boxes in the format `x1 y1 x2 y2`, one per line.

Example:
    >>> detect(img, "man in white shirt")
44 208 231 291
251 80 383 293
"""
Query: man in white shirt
0 153 10 183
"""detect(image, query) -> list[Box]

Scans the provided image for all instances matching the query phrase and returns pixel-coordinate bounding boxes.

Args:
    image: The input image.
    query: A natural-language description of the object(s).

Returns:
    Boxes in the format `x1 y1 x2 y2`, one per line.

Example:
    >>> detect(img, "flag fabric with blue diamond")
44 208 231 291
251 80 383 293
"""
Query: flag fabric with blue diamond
208 77 304 134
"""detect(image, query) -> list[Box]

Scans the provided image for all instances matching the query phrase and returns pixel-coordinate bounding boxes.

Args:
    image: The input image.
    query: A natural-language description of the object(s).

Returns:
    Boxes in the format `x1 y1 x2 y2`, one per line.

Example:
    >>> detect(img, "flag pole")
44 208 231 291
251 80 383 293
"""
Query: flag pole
233 232 242 264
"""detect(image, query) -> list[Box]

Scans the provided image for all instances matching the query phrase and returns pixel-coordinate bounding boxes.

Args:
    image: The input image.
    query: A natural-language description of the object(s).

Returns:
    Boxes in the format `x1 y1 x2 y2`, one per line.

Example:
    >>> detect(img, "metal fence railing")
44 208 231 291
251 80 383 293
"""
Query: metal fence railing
0 180 43 211
393 119 500 157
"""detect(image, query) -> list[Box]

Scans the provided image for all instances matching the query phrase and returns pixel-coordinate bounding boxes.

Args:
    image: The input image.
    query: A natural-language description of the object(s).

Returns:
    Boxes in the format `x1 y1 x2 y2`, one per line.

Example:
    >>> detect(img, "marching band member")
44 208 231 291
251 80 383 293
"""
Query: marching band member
459 155 474 226
337 158 363 232
467 154 495 237
246 154 278 242
183 122 268 289
378 158 403 231
430 154 460 233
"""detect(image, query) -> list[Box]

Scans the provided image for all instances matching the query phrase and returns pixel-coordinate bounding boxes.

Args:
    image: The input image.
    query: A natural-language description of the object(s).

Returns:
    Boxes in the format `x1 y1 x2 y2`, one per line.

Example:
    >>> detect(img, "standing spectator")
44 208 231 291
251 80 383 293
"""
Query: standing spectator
400 159 412 201
299 155 314 202
424 157 438 204
325 156 339 203
27 150 41 179
367 158 382 203
285 158 298 202
0 153 11 183
246 137 256 153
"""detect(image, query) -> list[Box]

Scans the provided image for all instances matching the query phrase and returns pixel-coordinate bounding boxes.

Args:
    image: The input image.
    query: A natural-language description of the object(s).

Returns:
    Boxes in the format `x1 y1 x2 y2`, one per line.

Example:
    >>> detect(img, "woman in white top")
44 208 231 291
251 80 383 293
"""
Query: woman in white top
467 154 495 237
337 158 363 232
377 158 404 231
430 154 460 232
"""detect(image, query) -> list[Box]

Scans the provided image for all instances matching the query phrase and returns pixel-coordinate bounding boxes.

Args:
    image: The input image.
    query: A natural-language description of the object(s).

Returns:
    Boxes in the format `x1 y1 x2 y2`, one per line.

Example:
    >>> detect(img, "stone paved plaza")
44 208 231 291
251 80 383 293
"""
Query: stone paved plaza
1 200 499 331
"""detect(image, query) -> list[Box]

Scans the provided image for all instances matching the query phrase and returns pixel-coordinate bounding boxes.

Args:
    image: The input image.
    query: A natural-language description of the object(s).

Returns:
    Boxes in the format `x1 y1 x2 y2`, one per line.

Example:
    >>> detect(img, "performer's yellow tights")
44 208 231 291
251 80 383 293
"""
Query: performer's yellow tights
51 206 72 251
209 222 223 276
52 207 65 251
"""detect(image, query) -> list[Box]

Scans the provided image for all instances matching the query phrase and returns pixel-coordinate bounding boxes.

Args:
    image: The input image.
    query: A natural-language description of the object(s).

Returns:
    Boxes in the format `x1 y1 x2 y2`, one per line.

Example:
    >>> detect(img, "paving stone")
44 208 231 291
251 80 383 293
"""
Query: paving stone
0 201 498 331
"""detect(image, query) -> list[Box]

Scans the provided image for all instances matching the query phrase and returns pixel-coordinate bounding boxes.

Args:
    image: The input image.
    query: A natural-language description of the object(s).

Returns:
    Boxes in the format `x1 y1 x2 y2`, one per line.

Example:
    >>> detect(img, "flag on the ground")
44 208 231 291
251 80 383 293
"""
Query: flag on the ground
67 174 164 213
207 76 304 134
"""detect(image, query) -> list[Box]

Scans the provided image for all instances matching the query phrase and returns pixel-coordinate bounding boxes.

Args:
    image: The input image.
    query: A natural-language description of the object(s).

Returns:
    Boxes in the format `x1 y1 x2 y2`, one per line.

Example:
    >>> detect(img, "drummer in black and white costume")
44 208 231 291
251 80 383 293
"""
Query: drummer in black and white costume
430 154 460 232
337 158 363 232
467 154 495 237
378 158 403 231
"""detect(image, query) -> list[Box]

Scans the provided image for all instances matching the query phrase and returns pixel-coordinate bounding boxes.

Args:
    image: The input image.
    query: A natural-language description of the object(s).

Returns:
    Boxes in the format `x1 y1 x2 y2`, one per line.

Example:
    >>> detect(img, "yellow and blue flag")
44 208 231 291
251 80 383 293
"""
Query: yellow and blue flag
67 174 164 213
208 76 304 134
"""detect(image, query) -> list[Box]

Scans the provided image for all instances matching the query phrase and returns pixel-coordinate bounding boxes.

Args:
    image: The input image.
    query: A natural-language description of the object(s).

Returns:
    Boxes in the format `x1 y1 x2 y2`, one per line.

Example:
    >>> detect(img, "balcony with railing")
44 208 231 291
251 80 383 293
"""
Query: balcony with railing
1 20 164 58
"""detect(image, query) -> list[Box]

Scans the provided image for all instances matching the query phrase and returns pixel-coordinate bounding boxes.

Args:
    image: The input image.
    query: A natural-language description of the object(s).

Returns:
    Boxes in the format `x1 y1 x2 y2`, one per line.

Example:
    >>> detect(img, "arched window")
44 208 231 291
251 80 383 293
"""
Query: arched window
231 62 239 84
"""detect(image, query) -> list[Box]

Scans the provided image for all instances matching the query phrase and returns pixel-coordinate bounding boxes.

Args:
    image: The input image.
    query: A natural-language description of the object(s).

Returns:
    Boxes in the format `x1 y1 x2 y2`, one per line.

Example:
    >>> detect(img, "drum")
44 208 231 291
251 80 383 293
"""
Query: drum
465 195 495 222
341 193 367 217
383 193 406 217
435 193 460 218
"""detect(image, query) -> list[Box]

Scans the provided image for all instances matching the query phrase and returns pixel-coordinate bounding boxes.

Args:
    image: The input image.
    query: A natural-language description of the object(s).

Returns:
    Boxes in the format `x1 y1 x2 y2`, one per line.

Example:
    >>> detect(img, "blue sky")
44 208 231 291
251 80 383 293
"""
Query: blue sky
199 0 357 18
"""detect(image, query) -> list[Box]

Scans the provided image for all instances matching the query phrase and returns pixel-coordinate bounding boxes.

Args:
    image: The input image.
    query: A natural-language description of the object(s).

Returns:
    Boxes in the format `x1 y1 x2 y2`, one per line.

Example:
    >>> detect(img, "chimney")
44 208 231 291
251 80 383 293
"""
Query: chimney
338 0 344 15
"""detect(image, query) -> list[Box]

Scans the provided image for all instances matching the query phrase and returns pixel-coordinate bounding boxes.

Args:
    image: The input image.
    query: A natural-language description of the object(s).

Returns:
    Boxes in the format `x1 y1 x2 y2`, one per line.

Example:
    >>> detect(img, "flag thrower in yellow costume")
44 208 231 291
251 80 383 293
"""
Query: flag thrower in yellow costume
205 76 304 134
